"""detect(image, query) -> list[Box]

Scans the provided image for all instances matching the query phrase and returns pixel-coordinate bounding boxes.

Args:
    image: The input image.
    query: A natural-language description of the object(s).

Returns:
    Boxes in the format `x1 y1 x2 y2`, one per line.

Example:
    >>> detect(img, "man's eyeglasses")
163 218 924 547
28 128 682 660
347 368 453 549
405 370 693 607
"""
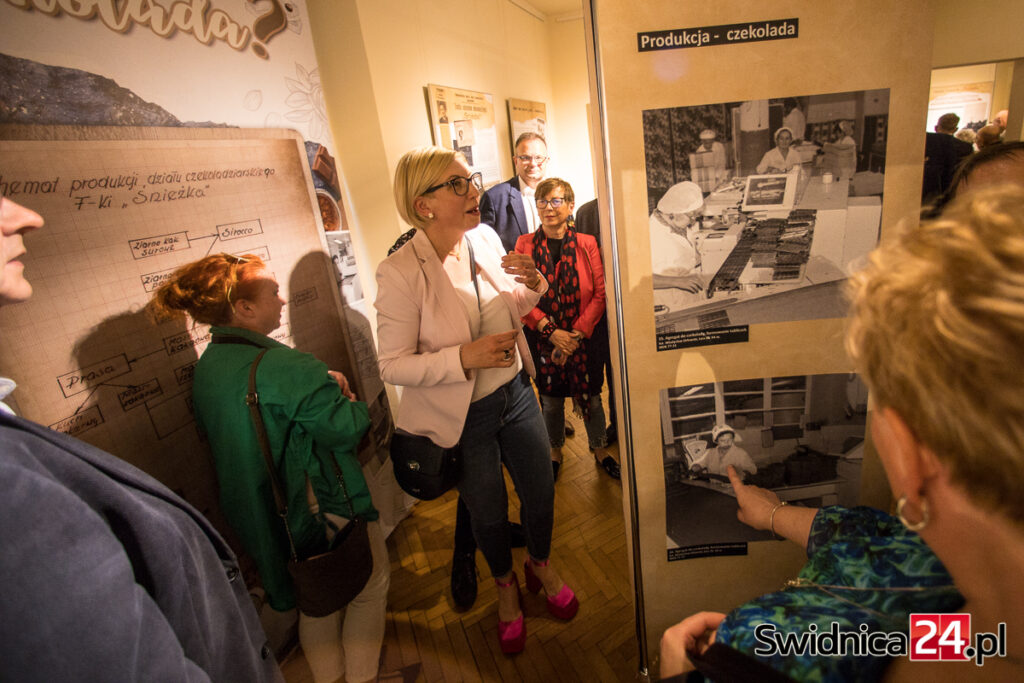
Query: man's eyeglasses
536 197 567 209
422 172 483 197
515 155 548 165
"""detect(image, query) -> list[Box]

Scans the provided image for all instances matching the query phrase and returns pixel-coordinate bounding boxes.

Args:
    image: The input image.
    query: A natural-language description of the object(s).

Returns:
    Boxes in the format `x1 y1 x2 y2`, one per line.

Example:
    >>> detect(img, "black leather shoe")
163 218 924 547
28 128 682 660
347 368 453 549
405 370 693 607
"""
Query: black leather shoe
450 550 478 611
596 455 621 480
564 423 575 437
509 522 527 548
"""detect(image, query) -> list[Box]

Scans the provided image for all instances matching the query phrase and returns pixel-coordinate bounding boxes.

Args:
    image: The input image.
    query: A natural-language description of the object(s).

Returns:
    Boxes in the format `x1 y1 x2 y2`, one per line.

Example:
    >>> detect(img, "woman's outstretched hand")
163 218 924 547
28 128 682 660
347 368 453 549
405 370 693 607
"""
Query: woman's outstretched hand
727 465 780 531
460 330 519 370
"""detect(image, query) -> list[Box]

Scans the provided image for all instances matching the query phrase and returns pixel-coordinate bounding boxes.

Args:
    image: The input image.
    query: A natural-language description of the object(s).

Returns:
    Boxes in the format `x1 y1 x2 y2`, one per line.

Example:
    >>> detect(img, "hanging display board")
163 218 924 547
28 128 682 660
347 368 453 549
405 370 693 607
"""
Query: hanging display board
584 0 934 673
0 126 393 537
426 83 502 186
507 97 548 151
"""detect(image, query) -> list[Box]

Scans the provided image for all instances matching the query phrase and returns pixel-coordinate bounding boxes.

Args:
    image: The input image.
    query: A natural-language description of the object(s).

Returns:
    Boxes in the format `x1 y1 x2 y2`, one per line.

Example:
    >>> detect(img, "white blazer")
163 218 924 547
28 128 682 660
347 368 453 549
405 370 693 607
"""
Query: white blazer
374 225 546 447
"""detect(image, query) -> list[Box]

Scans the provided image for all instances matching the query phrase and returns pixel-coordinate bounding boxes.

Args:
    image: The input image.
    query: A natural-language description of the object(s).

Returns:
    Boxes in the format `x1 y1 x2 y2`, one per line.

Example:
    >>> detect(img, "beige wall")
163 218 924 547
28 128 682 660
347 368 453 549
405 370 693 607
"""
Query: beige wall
932 0 1024 68
309 0 596 311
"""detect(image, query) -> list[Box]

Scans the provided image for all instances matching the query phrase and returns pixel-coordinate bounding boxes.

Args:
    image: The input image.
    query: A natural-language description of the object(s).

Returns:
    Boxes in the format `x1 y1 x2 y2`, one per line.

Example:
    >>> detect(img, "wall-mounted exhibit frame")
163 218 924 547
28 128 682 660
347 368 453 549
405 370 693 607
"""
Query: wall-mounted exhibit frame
426 83 503 186
582 1 935 678
506 97 548 152
0 126 396 595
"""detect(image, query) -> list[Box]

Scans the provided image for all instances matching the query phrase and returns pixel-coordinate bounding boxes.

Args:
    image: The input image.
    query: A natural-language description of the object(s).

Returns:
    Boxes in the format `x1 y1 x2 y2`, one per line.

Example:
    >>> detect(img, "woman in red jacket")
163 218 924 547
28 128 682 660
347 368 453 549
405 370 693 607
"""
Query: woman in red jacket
515 178 619 480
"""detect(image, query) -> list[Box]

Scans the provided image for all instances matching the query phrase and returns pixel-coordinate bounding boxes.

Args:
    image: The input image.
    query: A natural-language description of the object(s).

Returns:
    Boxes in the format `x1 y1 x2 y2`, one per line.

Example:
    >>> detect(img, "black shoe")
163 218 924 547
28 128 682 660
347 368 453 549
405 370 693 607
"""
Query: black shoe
605 423 618 445
509 522 527 548
552 460 561 482
450 550 478 611
596 455 621 480
564 423 575 437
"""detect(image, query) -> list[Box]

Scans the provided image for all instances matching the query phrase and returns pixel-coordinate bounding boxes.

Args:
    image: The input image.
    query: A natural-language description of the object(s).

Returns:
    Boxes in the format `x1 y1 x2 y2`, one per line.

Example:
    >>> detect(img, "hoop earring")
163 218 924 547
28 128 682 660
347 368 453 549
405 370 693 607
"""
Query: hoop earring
897 495 929 532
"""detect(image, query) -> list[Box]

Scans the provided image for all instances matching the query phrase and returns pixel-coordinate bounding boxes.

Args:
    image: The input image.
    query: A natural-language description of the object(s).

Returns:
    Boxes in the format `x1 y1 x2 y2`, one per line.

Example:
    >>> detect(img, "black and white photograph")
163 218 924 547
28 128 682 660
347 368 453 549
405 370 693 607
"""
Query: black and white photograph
326 230 365 306
644 89 889 350
661 373 868 560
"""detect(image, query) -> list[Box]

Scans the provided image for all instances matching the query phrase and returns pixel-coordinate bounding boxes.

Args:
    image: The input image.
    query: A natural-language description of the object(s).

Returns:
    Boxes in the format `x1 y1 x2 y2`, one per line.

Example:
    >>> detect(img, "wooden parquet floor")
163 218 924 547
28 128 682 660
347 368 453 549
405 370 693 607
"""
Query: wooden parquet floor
282 407 638 682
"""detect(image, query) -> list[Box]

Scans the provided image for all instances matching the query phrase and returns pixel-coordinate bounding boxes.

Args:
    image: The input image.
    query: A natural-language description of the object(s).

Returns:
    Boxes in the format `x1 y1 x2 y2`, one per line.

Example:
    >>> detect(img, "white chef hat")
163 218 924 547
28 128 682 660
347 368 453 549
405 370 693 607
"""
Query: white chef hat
657 181 704 214
711 424 741 443
774 126 794 144
699 129 717 141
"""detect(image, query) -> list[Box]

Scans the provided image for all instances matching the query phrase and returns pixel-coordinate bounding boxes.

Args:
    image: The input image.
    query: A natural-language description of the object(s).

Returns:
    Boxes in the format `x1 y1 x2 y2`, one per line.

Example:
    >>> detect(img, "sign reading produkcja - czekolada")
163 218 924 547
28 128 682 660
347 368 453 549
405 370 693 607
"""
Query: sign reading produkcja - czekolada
637 18 798 52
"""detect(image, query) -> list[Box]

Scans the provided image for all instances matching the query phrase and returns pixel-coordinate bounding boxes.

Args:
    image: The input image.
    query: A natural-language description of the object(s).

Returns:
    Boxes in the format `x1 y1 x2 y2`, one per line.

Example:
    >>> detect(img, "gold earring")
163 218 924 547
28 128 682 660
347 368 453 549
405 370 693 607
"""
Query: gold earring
897 495 929 532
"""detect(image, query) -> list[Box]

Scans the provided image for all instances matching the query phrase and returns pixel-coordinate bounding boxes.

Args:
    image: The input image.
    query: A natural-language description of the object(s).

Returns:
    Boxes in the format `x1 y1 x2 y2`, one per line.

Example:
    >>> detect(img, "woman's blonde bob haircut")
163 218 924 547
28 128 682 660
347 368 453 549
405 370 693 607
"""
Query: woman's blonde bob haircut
846 184 1024 524
393 146 465 230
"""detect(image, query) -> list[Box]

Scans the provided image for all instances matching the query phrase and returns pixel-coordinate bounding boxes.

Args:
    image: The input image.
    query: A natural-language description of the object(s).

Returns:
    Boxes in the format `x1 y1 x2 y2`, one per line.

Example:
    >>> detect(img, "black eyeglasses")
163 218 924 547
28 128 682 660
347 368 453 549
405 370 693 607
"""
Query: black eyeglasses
423 171 483 196
535 197 567 209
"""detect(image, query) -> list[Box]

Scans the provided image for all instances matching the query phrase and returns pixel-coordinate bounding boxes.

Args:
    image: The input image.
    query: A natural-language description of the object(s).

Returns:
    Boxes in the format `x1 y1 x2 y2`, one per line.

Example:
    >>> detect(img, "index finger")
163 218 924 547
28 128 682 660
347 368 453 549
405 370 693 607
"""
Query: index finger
727 465 745 493
492 330 519 342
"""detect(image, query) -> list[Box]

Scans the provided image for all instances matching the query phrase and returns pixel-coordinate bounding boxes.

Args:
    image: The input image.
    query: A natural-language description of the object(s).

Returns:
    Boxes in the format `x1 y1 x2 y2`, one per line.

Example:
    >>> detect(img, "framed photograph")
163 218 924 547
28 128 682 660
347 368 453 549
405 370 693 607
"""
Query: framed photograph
741 173 796 212
427 83 502 185
661 374 868 561
642 88 889 350
507 98 547 152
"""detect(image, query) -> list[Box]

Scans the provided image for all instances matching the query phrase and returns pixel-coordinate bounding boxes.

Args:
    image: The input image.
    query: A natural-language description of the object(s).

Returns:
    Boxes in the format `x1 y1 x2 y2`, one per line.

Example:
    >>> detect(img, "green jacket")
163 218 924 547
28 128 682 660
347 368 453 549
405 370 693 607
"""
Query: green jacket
193 326 374 611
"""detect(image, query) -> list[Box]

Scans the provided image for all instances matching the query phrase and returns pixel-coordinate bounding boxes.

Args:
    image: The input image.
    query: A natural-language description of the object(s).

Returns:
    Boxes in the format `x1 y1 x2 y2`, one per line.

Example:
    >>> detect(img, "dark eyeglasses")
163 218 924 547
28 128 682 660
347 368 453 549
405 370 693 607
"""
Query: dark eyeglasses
535 197 567 209
515 155 548 164
423 172 483 196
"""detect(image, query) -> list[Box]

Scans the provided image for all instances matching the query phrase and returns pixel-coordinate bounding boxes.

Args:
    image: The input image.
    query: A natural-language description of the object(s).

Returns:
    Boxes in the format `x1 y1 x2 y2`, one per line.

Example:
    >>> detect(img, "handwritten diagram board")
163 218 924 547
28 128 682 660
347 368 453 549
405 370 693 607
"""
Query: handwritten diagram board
0 126 393 537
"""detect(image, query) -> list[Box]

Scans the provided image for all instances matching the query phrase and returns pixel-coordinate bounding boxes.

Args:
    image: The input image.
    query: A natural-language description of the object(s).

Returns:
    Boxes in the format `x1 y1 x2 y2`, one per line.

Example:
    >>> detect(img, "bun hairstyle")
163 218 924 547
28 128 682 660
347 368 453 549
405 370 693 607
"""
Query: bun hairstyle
148 253 266 326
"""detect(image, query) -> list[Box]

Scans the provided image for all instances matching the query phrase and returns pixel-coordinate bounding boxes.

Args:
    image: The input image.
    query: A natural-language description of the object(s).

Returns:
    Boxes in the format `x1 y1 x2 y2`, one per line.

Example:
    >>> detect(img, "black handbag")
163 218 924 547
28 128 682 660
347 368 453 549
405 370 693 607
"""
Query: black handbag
245 347 373 617
389 430 461 500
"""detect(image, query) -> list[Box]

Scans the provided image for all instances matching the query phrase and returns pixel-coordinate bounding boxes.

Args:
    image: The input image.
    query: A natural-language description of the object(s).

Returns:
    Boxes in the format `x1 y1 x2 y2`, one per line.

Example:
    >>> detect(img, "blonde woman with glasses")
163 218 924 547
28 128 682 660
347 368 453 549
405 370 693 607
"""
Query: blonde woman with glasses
376 146 579 654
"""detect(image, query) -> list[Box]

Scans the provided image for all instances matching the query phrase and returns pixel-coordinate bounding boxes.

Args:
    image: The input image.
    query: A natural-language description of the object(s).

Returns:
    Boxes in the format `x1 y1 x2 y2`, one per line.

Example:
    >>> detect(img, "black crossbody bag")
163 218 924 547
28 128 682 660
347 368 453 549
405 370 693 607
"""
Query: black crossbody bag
216 336 373 617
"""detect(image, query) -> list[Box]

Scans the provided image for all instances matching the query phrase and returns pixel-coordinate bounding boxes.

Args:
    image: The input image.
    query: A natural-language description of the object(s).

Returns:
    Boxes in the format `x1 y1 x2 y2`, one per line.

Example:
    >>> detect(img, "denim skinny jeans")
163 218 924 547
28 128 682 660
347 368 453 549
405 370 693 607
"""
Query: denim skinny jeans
456 371 554 578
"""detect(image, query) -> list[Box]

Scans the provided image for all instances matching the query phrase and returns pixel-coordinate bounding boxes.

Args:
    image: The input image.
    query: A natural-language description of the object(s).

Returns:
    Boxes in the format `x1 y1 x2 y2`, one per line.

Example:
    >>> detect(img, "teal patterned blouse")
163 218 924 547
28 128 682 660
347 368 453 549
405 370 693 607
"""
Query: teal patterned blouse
715 506 964 682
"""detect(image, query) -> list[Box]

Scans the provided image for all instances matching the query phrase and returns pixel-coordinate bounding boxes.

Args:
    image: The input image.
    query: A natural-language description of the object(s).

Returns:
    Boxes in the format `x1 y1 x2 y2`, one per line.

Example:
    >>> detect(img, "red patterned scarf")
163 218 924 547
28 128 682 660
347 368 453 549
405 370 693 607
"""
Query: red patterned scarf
528 227 592 417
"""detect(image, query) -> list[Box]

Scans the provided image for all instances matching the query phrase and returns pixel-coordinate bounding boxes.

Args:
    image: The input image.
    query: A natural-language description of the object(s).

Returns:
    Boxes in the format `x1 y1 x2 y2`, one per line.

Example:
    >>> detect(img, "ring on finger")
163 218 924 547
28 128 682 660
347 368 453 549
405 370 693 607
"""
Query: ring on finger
502 348 512 361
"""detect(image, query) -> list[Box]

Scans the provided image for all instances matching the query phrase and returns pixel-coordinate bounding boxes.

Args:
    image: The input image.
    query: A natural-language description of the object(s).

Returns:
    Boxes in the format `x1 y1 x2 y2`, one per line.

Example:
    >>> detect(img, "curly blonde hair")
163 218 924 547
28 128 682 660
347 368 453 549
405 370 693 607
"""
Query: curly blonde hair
846 185 1024 523
148 253 266 326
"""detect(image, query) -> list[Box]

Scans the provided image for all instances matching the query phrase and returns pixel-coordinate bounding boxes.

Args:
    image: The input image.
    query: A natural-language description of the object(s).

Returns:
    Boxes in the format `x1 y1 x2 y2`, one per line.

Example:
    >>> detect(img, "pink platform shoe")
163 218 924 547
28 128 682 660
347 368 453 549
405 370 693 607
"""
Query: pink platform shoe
495 573 525 654
524 558 579 620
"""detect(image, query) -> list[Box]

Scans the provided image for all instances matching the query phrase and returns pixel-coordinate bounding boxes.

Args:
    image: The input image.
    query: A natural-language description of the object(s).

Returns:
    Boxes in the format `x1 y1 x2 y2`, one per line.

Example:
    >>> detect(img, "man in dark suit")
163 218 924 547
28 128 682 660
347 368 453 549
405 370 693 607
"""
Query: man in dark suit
923 112 974 202
480 132 549 252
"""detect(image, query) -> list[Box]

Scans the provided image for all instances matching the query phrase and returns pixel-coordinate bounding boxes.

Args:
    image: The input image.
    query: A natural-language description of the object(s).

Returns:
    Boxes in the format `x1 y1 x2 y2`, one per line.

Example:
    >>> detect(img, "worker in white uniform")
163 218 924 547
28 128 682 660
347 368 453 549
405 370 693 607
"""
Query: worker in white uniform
691 424 757 477
649 181 706 296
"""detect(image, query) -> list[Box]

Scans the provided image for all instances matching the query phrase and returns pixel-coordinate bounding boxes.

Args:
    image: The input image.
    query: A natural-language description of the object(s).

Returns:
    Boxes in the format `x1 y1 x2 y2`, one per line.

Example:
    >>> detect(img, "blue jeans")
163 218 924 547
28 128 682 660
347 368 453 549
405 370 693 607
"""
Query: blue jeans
457 372 553 578
541 393 608 450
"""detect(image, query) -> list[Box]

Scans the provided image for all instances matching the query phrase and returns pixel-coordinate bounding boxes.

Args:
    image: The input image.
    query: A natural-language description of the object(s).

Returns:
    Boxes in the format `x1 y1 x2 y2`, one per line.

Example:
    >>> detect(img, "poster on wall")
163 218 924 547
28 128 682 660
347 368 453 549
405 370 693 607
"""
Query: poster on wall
661 373 868 560
645 89 889 351
0 128 391 521
0 1 406 530
507 98 547 151
427 83 502 186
